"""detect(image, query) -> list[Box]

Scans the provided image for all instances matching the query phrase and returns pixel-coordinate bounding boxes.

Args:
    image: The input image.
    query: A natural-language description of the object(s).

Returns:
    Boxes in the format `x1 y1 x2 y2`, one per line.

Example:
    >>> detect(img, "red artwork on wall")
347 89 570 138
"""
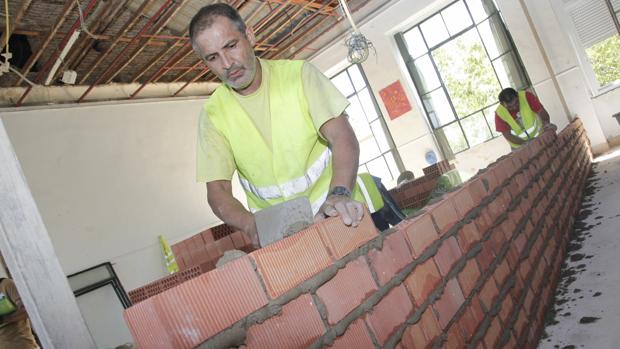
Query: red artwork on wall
379 80 412 120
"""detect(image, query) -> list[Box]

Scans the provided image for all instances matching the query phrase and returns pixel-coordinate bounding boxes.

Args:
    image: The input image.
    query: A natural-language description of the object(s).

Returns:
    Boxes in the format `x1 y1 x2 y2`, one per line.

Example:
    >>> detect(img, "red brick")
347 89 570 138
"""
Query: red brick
400 321 430 349
404 258 441 306
419 308 441 343
201 229 215 244
487 194 508 224
404 213 439 258
155 256 268 345
479 277 499 311
499 295 514 324
251 226 332 298
445 323 466 349
316 256 378 325
489 227 506 256
434 236 462 276
456 221 482 253
318 210 378 259
467 178 489 204
457 306 480 341
476 207 496 235
523 287 535 315
214 235 235 255
476 240 496 272
246 294 324 349
514 233 527 256
452 187 476 218
479 168 500 192
124 298 176 349
368 231 412 286
229 230 246 249
494 259 511 288
470 295 485 324
430 198 460 236
458 258 481 297
483 317 502 349
330 318 375 349
500 218 517 241
365 285 414 346
433 278 465 329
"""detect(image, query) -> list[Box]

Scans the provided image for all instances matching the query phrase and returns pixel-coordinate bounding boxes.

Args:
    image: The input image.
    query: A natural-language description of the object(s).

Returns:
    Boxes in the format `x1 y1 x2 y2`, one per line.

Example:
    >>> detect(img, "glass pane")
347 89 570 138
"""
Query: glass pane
493 52 527 90
359 164 369 174
346 96 373 140
366 156 392 182
441 122 469 153
413 54 441 93
371 119 390 152
359 137 381 164
484 103 502 137
384 151 400 181
348 65 367 92
442 1 473 36
331 71 354 96
420 13 450 48
422 88 456 128
461 112 493 147
478 15 510 59
585 34 620 87
466 0 496 23
358 88 378 121
403 26 428 58
432 29 501 117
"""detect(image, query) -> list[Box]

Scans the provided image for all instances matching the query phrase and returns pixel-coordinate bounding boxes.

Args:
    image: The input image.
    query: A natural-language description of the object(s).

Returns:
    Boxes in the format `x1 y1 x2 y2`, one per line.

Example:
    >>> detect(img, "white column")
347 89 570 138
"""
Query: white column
0 118 95 348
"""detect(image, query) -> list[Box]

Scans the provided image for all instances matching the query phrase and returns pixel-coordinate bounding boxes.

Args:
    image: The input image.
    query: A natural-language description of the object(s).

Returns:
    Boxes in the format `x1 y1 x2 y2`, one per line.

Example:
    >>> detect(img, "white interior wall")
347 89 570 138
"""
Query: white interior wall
0 98 239 290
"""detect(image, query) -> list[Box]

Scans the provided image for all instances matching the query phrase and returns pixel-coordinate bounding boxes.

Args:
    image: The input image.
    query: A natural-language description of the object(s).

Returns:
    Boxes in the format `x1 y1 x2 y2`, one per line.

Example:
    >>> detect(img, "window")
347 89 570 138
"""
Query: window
396 0 529 156
560 0 620 91
330 65 403 182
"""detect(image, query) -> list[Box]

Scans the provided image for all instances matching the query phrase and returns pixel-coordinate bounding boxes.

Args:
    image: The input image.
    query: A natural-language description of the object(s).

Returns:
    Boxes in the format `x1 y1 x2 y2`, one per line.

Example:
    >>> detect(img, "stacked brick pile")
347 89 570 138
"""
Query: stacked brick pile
123 118 591 348
127 223 255 304
390 160 455 210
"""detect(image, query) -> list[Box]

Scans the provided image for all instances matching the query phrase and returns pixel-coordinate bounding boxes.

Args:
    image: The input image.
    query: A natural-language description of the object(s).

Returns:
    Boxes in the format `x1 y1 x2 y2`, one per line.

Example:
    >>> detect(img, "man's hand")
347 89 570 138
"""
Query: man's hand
316 194 364 227
543 122 557 132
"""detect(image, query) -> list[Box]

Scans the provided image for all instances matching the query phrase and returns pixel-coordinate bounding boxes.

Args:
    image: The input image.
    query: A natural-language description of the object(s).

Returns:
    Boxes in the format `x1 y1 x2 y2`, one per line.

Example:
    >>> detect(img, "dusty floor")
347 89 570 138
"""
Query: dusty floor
538 148 620 349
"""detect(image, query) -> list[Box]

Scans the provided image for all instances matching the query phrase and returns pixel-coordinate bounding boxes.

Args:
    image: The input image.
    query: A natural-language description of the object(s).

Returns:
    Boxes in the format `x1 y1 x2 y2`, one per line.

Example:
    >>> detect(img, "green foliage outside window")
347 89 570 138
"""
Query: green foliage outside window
586 34 620 87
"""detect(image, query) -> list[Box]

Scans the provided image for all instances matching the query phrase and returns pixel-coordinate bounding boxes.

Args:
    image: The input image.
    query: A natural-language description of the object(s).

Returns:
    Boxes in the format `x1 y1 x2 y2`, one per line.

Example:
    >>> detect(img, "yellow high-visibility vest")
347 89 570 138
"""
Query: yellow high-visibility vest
357 173 384 213
205 59 369 214
495 90 542 148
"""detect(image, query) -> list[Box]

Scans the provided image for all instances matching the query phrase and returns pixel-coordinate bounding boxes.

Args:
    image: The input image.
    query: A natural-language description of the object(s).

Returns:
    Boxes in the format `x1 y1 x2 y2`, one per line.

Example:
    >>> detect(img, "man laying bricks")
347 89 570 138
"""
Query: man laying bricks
495 87 557 149
192 4 383 246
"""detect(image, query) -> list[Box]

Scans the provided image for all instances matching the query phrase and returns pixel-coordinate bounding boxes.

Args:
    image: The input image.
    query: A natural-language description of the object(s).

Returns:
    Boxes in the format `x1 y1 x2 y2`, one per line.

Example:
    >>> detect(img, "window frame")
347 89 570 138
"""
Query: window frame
395 0 531 156
329 64 405 182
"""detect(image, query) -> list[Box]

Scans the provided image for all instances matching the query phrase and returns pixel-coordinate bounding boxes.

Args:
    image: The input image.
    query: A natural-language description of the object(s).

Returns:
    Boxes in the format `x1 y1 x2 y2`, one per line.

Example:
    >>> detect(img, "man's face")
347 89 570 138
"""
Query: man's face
194 16 258 94
502 97 519 113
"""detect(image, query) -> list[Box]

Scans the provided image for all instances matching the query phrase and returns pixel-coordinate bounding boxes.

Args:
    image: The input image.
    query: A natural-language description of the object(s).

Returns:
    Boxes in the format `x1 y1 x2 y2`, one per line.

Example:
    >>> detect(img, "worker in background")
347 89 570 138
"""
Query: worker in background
495 87 556 149
0 277 39 349
358 173 405 230
396 170 415 187
191 3 371 246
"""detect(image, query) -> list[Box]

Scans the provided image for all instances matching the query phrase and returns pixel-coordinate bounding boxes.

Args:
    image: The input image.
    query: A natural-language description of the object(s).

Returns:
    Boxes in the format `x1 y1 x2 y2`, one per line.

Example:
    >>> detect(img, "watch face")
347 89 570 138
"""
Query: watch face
330 186 351 197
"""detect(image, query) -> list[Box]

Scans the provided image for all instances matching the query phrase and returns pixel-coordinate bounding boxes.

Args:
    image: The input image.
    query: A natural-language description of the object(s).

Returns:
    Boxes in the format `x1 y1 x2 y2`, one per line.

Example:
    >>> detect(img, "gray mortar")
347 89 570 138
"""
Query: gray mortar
215 250 247 269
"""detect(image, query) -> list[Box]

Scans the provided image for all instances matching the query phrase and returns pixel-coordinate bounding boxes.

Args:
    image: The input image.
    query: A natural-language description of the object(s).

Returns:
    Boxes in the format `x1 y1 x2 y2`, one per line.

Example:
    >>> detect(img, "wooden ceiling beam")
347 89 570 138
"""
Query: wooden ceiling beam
78 0 152 84
77 0 175 102
0 0 34 53
13 0 75 86
104 0 187 84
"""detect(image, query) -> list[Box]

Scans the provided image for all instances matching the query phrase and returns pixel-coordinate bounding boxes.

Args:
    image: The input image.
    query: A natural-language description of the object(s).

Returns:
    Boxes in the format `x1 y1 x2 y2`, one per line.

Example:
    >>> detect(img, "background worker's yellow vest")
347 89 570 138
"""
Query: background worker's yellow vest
205 59 368 214
495 91 542 148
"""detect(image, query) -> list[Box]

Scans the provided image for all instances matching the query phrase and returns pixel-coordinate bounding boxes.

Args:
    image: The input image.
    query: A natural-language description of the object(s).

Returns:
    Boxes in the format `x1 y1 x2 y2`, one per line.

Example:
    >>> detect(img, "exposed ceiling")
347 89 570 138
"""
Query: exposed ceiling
0 0 387 107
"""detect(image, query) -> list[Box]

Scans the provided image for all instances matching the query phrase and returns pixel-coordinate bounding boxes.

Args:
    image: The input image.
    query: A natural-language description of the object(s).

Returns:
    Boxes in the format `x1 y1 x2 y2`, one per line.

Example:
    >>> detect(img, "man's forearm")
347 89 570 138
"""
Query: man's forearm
538 108 551 125
206 181 257 238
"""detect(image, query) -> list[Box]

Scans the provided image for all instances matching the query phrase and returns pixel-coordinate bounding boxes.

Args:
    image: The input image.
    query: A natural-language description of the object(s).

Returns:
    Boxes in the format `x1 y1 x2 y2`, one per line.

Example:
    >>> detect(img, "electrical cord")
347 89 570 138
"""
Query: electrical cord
74 0 107 40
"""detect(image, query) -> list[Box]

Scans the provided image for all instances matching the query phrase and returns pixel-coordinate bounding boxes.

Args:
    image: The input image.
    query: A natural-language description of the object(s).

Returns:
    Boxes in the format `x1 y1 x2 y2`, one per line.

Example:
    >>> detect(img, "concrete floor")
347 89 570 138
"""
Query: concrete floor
538 148 620 349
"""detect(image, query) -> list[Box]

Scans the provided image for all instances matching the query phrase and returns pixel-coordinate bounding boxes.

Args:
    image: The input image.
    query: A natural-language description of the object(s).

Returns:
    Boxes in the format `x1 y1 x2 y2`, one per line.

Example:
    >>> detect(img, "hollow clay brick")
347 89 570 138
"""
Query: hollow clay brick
316 255 378 325
403 213 439 258
433 236 462 276
404 258 441 307
368 230 413 286
457 258 481 297
430 198 460 236
245 294 325 349
318 209 378 260
433 278 465 329
365 285 414 346
329 318 375 349
251 225 332 299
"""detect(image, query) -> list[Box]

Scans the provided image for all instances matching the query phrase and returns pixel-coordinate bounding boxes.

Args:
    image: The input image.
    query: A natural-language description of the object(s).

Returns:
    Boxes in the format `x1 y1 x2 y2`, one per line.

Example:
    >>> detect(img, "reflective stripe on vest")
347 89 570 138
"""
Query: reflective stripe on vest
238 148 331 201
356 173 384 213
495 91 541 148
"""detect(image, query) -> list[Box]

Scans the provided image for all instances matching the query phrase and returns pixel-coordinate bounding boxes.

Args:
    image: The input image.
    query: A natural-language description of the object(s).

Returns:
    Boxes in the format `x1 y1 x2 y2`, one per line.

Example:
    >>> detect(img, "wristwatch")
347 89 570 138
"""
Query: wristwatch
329 186 351 198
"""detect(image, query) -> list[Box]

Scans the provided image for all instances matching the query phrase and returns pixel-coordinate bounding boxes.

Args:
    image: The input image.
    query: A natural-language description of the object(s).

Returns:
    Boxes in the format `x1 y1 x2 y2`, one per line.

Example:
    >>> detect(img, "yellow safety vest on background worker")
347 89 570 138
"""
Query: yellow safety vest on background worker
205 59 368 214
495 90 542 148
357 173 384 213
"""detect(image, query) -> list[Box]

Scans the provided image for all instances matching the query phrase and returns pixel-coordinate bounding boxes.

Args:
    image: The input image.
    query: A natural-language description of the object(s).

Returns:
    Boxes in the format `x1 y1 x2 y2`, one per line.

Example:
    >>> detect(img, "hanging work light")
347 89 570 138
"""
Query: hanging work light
338 0 375 64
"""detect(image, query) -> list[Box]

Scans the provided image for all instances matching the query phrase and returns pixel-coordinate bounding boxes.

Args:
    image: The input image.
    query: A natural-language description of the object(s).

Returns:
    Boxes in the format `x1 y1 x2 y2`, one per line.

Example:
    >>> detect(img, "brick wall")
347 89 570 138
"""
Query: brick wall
123 118 591 348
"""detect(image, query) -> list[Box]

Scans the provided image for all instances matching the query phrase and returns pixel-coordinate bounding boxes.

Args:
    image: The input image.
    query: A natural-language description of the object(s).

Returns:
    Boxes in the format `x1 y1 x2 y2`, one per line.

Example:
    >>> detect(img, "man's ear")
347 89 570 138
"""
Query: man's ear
245 27 256 46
